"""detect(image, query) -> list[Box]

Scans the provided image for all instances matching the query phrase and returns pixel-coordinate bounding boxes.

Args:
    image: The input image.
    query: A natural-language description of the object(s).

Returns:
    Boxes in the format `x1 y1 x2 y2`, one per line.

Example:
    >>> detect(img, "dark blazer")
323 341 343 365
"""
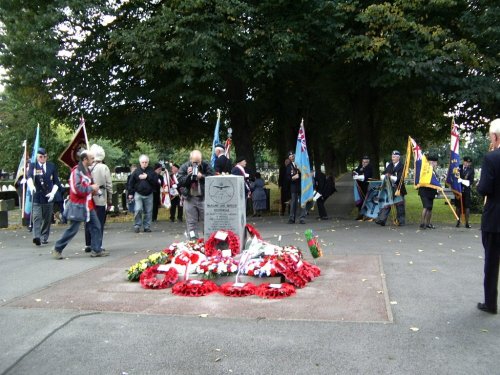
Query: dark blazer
477 148 500 232
28 161 61 204
214 154 231 174
314 171 326 195
286 162 301 194
459 164 475 195
383 161 407 196
231 165 250 196
354 163 373 194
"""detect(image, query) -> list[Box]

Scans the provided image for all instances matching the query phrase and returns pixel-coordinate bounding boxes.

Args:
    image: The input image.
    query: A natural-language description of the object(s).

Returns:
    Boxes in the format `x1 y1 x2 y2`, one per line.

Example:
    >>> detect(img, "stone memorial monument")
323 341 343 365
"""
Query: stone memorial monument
204 175 246 249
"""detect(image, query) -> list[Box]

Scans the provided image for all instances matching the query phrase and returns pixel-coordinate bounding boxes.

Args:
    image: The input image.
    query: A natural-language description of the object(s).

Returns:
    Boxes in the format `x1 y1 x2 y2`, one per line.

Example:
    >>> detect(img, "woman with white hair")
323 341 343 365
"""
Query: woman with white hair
84 144 113 252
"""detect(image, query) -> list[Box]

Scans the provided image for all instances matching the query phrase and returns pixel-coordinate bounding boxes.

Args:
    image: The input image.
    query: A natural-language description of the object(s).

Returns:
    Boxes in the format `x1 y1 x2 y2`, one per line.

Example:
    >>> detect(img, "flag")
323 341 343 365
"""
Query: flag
224 137 232 160
353 181 363 206
294 119 314 207
410 136 441 190
360 180 383 219
59 116 89 168
445 119 462 195
24 125 40 218
210 110 221 168
15 140 27 181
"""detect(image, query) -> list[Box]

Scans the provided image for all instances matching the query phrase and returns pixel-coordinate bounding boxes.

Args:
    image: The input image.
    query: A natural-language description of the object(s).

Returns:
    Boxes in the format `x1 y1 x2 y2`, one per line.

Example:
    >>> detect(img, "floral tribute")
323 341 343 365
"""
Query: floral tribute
204 230 240 257
219 282 257 297
126 226 324 298
172 279 218 297
196 256 239 278
139 265 178 289
304 229 323 258
255 283 296 299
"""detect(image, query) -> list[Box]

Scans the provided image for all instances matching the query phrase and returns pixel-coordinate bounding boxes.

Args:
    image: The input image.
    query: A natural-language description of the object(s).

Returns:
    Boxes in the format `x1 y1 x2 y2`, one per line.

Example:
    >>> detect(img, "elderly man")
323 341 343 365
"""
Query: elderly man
286 151 306 224
53 150 105 259
128 155 157 233
375 150 407 226
476 118 500 315
27 147 60 246
214 143 231 174
177 150 214 239
353 155 373 220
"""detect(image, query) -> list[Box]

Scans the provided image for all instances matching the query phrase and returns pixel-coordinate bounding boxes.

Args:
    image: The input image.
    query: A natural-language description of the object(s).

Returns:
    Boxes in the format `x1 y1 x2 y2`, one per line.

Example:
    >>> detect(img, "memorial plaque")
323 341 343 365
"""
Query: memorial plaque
204 175 246 249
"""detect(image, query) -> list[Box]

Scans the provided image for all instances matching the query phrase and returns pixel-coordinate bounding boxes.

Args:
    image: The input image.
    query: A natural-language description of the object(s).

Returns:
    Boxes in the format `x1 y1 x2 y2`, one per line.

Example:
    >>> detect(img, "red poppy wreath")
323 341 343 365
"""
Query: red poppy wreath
219 282 257 297
245 223 262 240
255 283 296 299
140 265 179 289
172 279 219 297
204 230 240 257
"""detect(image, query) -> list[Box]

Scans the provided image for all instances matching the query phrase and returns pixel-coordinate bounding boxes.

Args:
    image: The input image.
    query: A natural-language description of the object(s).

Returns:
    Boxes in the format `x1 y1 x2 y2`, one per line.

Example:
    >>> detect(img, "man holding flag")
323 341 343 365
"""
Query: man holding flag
455 156 474 228
27 147 61 245
418 154 440 229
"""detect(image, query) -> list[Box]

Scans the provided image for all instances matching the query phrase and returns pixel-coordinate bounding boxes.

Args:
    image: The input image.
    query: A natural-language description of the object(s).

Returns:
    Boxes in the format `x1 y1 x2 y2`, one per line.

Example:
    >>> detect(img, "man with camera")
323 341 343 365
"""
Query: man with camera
26 147 61 246
177 150 214 239
128 154 158 233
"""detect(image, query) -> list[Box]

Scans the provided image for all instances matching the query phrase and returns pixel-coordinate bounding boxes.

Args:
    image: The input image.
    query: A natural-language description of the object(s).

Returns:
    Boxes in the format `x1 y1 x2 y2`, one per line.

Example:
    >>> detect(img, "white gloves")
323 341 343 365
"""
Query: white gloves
390 175 397 183
458 178 470 187
353 175 365 181
45 184 59 203
380 175 386 181
172 184 177 189
27 178 36 194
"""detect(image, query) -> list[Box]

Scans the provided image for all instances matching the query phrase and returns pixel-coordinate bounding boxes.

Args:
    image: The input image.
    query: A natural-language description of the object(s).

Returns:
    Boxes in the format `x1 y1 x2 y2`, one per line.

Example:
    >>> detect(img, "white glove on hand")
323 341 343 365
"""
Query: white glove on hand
27 178 36 194
172 184 177 189
461 179 470 187
390 175 397 183
457 178 463 183
380 175 386 181
46 184 59 203
357 175 365 182
353 175 359 180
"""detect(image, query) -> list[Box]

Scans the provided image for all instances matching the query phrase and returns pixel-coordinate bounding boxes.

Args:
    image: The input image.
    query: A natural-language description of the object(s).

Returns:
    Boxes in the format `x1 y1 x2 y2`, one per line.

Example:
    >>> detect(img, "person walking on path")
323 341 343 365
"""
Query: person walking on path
53 150 106 259
26 147 61 246
128 155 157 233
476 118 500 315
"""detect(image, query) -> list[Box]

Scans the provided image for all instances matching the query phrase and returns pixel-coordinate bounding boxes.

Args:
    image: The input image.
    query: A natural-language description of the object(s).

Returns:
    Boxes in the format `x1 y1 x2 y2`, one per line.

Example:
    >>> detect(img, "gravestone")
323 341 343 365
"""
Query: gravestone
204 175 246 250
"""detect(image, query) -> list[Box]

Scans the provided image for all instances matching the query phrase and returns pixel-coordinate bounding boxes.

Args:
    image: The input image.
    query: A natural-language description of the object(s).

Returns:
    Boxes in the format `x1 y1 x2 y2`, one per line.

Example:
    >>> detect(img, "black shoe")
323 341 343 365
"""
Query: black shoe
419 224 426 229
320 216 330 220
287 220 295 224
83 246 92 253
456 220 460 228
177 219 183 223
33 238 41 246
170 218 175 222
477 303 497 314
426 224 436 229
144 228 152 233
299 219 305 224
465 223 471 229
375 220 385 226
134 227 140 233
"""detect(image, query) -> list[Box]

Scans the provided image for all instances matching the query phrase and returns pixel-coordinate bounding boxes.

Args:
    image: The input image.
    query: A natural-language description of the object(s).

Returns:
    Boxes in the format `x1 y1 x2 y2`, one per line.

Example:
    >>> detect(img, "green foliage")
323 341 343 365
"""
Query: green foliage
129 141 160 166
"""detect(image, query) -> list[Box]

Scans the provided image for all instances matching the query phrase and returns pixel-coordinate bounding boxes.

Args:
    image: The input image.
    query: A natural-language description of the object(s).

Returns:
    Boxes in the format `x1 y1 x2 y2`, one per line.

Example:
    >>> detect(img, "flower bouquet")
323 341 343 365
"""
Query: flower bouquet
127 250 173 281
196 256 239 279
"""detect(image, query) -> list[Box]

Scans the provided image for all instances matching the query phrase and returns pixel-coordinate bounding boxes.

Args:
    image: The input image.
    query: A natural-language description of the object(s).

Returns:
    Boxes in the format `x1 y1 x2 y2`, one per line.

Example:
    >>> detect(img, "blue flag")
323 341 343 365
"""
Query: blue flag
360 180 383 219
210 111 221 168
445 120 462 195
24 125 40 218
294 120 314 207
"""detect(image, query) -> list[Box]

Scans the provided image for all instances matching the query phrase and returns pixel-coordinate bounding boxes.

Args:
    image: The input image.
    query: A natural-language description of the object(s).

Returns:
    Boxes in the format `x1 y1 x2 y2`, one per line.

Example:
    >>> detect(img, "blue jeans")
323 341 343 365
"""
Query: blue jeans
54 210 102 253
85 205 106 248
134 193 153 229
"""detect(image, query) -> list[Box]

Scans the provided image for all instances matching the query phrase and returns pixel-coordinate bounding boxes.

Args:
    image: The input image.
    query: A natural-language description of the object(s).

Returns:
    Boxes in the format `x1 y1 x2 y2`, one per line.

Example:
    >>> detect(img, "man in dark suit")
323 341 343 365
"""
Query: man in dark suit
314 170 329 220
27 148 61 246
214 143 231 174
476 118 500 314
455 156 475 228
375 150 407 226
353 155 373 220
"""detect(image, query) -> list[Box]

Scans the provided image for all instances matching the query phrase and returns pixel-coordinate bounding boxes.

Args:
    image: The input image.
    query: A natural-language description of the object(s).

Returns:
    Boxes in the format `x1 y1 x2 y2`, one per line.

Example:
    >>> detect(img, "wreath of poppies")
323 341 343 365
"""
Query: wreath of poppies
255 283 296 299
172 279 219 297
204 230 240 257
245 223 262 240
219 282 257 297
139 265 179 289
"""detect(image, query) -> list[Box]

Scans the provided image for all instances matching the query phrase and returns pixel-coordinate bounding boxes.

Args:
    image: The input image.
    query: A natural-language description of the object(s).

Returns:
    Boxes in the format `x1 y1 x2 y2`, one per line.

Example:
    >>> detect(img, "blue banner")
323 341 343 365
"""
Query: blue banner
210 111 221 168
24 125 40 218
360 181 383 219
445 121 462 195
295 121 314 208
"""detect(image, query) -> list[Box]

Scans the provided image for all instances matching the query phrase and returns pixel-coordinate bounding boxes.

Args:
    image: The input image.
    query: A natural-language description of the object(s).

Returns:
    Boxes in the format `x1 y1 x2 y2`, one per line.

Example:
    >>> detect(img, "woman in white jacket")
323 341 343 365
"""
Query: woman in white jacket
84 144 113 252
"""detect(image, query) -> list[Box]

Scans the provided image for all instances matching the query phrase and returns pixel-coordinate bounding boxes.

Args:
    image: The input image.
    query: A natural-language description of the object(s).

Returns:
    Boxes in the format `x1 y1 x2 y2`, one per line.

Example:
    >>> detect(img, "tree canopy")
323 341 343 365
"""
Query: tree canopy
1 0 498 175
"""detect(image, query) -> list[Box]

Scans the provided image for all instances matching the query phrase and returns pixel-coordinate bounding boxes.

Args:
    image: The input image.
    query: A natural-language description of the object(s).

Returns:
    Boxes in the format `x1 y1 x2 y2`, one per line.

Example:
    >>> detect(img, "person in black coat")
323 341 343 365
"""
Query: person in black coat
151 163 164 222
455 156 475 228
418 155 439 229
286 151 306 224
475 118 500 314
353 155 373 220
375 150 407 226
314 170 329 220
214 143 231 174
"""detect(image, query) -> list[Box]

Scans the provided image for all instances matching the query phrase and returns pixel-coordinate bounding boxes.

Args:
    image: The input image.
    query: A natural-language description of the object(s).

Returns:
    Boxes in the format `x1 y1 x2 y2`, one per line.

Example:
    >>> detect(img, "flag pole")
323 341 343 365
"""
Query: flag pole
437 188 459 221
80 115 90 149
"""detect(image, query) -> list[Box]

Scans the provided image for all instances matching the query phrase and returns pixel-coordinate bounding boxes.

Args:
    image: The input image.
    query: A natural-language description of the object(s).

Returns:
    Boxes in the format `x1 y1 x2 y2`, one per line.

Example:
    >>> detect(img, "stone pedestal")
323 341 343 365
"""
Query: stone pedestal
204 175 246 249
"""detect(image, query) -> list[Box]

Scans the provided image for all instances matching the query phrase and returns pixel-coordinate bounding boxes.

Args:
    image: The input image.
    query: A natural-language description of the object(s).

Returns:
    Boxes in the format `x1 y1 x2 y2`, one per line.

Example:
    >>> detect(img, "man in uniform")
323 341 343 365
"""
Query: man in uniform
353 155 373 220
455 156 474 228
286 151 306 224
476 118 500 314
214 143 231 174
418 154 439 229
375 150 407 226
26 148 60 246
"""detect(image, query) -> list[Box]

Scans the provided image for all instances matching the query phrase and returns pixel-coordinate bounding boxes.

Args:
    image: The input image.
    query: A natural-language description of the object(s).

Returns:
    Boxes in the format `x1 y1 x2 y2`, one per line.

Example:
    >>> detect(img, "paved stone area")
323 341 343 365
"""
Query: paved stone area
0 174 498 375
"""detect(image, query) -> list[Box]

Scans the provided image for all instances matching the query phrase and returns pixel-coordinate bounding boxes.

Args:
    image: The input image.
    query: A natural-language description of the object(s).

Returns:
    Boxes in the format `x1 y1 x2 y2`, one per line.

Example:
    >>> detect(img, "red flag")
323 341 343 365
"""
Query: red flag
59 116 89 168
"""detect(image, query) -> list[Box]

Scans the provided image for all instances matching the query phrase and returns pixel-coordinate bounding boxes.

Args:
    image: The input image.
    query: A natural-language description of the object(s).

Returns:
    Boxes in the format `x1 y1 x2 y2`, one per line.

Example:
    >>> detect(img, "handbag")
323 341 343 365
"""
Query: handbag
162 193 171 209
63 200 87 222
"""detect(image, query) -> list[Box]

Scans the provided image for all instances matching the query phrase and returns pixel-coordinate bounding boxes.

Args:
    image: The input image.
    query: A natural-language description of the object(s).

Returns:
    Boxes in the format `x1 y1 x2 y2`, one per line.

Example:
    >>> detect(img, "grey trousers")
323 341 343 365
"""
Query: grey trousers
184 196 204 238
32 202 54 241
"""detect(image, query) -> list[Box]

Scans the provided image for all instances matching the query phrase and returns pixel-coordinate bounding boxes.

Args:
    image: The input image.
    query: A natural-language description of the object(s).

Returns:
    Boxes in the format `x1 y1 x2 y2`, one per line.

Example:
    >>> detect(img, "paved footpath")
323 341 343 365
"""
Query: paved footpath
0 175 498 375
